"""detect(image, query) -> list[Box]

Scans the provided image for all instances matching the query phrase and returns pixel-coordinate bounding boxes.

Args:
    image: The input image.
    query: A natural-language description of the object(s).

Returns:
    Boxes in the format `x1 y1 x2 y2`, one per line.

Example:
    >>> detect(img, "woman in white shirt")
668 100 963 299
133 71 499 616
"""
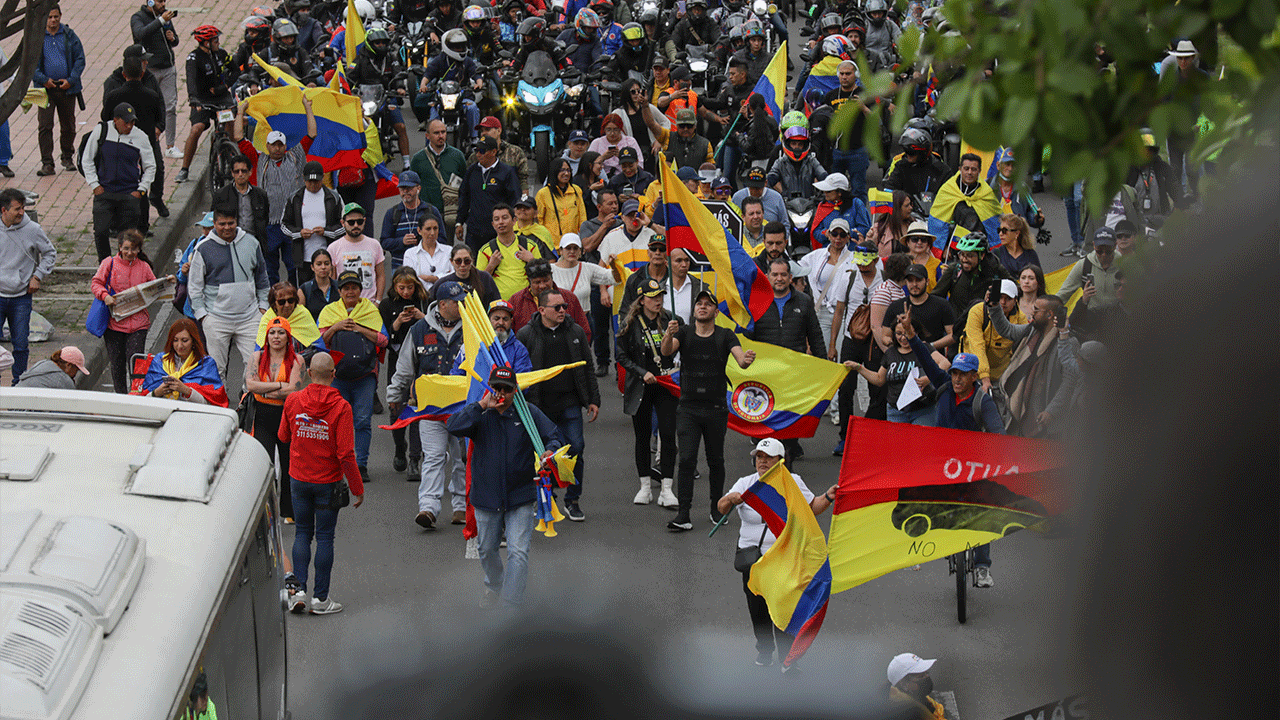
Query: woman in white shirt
551 233 614 312
717 438 838 669
402 214 451 293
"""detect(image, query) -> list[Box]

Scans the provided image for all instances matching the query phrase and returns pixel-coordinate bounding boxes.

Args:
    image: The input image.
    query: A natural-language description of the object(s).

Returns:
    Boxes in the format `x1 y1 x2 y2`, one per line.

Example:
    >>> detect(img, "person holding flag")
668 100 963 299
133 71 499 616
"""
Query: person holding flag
447 366 561 609
717 438 837 670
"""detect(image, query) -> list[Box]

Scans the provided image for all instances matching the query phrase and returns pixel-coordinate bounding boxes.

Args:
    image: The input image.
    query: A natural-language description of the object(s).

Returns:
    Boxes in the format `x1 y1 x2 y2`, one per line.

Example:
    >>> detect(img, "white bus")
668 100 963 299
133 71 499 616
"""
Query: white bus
0 388 288 720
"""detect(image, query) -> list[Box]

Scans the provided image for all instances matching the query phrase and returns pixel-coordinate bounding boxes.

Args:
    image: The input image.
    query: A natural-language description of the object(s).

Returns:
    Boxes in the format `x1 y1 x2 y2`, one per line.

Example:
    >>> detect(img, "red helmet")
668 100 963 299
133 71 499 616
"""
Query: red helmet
250 6 276 18
192 25 222 43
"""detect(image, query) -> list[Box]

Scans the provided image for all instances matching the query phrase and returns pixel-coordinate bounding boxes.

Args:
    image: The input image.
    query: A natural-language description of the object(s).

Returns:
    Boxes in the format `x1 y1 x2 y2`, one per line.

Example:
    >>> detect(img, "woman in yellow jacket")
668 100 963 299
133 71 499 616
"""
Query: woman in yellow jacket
959 278 1028 393
536 158 588 242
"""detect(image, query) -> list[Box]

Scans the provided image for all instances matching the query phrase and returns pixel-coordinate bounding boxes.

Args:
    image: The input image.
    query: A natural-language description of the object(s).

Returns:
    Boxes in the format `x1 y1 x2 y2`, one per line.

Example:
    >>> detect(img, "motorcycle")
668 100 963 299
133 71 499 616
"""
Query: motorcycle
424 78 483 149
786 196 816 254
359 74 408 161
499 47 585 183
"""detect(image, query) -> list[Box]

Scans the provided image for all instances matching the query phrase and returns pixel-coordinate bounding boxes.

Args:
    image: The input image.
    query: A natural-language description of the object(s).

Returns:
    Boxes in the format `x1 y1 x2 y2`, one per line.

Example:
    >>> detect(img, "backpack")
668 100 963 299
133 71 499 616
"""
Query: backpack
329 328 378 380
970 385 1008 434
76 121 109 177
954 297 988 352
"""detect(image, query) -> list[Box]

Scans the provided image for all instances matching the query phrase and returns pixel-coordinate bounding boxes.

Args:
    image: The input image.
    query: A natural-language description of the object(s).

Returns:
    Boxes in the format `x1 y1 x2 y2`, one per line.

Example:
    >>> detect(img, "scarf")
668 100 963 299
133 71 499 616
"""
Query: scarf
256 306 323 349
317 298 384 332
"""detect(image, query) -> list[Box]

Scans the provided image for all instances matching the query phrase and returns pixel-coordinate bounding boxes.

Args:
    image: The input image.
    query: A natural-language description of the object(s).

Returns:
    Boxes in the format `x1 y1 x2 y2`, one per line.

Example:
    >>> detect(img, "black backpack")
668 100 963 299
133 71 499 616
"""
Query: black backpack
76 121 109 177
330 328 378 381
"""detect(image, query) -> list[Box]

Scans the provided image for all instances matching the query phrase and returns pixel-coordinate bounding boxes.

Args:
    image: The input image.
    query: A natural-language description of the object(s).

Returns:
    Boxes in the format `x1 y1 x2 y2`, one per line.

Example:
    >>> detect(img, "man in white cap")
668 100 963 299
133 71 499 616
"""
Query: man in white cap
1159 39 1209 200
958 277 1025 394
886 652 942 717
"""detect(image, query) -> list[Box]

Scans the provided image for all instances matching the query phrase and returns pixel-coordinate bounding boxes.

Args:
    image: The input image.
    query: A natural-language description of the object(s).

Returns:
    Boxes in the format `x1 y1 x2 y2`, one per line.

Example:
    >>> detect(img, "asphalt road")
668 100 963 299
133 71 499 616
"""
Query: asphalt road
281 35 1088 720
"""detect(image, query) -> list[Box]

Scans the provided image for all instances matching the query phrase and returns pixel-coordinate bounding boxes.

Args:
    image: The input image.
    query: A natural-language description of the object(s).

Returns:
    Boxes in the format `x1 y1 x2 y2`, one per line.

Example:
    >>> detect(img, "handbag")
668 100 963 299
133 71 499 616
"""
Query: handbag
733 526 769 573
327 480 351 509
85 260 114 337
844 278 872 341
236 392 256 433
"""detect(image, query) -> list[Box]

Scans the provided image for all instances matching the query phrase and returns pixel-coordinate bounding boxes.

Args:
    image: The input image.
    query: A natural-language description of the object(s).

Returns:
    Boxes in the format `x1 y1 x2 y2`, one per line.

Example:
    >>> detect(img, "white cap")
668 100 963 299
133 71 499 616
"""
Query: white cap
813 173 850 192
559 233 582 249
1170 39 1198 57
266 130 287 145
827 218 850 234
751 438 785 458
999 279 1018 298
887 653 936 686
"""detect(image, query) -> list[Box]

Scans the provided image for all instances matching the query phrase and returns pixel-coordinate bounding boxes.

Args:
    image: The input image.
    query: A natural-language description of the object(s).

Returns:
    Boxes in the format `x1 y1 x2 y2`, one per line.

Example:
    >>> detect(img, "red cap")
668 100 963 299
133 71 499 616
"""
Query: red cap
476 116 502 130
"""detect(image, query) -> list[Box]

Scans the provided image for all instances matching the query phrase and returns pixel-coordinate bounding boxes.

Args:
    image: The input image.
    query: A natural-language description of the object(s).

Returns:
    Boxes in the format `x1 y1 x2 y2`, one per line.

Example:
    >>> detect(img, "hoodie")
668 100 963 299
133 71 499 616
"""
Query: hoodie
278 383 364 494
187 228 270 322
0 215 58 298
14 359 75 390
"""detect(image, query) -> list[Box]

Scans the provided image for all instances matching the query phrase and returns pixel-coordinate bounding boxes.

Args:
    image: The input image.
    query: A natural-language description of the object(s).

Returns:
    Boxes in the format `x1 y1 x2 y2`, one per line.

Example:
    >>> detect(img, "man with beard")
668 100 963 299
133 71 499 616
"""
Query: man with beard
986 293 1081 441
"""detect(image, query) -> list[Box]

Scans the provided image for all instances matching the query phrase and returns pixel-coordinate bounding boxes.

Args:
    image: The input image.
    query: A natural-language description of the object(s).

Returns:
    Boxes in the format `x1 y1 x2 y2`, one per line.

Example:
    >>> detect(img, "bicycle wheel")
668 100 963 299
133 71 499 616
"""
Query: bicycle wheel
208 137 238 194
953 550 968 624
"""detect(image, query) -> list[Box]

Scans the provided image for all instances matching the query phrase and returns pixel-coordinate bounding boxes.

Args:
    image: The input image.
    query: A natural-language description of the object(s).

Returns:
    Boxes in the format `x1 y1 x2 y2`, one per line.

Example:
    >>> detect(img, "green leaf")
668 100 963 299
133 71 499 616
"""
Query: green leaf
1047 61 1102 95
864 69 895 98
1058 150 1096 184
958 114 1001 151
935 82 969 122
863 107 885 164
898 27 922 67
1002 95 1039 146
891 87 914 136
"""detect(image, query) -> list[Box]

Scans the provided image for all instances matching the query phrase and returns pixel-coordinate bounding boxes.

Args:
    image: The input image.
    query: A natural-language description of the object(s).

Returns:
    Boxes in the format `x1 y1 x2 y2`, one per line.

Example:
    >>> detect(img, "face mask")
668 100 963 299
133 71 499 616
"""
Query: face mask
999 171 1012 182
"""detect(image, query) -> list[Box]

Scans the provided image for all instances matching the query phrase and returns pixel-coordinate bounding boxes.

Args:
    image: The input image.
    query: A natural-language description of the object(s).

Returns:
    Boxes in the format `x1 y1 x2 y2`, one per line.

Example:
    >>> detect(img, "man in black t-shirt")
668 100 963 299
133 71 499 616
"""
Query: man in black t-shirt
881 263 957 354
660 290 756 531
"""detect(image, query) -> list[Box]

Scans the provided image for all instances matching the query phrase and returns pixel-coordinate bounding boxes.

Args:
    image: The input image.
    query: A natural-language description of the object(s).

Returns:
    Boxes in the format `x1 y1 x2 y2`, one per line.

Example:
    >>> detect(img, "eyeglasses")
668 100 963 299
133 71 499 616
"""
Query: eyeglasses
630 89 645 95
541 303 568 311
453 257 473 266
997 227 1015 234
345 218 365 225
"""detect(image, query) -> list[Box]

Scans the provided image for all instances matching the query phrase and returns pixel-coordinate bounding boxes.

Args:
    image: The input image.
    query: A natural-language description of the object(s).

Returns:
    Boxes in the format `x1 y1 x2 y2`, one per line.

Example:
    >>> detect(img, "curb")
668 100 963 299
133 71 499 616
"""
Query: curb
75 146 212 391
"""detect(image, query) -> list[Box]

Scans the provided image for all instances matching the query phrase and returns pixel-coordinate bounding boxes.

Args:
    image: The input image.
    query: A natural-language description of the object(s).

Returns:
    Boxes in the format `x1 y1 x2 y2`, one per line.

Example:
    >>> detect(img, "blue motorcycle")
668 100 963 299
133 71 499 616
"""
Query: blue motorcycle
499 47 585 184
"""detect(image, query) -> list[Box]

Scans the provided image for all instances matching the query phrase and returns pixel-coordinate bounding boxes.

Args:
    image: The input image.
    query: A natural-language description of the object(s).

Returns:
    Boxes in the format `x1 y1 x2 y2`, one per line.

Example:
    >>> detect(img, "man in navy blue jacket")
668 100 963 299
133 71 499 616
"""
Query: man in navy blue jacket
447 365 561 608
455 136 521 253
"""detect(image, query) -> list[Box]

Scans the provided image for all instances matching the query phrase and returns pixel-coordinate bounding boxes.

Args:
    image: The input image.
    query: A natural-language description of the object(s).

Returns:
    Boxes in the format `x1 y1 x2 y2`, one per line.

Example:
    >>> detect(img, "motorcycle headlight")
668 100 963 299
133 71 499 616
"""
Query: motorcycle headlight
752 0 768 15
566 83 584 97
790 210 812 226
690 60 708 72
522 89 539 104
441 93 460 109
362 100 378 115
503 95 518 107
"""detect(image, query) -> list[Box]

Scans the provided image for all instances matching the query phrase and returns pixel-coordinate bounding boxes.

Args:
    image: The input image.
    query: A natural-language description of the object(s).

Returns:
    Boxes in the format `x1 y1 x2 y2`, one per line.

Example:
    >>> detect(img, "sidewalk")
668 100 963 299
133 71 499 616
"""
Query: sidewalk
2 0 264 389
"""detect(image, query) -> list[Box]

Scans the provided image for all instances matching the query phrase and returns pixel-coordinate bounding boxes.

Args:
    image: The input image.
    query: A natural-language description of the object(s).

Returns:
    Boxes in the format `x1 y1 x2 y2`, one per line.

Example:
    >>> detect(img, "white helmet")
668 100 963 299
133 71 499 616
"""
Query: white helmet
354 0 376 22
442 27 469 60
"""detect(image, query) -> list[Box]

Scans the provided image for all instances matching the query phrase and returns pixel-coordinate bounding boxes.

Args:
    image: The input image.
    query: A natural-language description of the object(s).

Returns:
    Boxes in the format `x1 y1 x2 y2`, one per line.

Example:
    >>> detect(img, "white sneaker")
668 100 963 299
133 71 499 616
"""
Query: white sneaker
164 147 184 159
974 566 994 588
289 590 308 614
633 476 653 504
309 596 344 614
657 478 679 508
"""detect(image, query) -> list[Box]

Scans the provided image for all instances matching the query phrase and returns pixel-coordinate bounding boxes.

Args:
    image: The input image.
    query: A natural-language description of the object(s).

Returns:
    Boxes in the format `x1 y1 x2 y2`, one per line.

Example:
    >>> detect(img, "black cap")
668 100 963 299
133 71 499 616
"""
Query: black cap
113 102 137 123
904 263 929 279
123 43 153 61
745 167 766 187
476 136 499 153
618 146 639 163
1113 219 1138 236
513 194 535 209
303 160 324 181
670 65 690 81
337 270 362 288
694 288 717 305
489 365 518 389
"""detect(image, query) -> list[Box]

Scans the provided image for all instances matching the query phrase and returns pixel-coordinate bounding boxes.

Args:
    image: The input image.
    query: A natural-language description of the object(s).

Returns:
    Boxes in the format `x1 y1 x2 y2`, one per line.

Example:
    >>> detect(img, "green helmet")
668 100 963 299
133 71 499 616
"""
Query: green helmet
955 231 988 253
780 110 808 136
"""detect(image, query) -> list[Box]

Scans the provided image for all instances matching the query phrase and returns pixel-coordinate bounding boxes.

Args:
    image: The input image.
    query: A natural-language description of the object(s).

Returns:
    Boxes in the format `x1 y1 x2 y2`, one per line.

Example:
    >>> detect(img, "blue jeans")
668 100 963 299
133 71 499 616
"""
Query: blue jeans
0 293 33 384
332 373 376 466
474 502 536 607
1063 181 1084 246
291 480 340 601
546 405 585 502
0 120 10 164
264 224 295 285
887 404 935 426
831 146 869 204
720 145 741 190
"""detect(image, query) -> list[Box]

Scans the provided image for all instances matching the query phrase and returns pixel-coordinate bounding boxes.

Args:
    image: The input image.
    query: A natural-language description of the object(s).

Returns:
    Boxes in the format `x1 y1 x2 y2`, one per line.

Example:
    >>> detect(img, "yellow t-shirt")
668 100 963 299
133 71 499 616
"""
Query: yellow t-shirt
516 222 556 253
479 235 544 299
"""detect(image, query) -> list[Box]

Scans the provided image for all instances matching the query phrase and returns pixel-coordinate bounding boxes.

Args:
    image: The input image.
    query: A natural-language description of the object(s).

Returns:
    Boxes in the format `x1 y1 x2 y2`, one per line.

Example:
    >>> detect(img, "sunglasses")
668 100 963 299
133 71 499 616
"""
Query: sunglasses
345 218 365 225
491 385 516 394
453 257 473 265
997 227 1016 234
907 236 929 243
232 168 250 174
828 229 849 237
276 297 297 304
630 89 645 95
541 303 568 311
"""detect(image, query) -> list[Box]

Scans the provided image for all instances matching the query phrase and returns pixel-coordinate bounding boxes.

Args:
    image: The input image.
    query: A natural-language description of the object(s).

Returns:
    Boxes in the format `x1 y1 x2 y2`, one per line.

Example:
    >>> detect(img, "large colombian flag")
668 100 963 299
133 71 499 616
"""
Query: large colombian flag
800 55 843 102
742 461 832 668
828 417 1063 593
244 85 368 172
926 172 1003 256
751 41 787 120
660 154 772 331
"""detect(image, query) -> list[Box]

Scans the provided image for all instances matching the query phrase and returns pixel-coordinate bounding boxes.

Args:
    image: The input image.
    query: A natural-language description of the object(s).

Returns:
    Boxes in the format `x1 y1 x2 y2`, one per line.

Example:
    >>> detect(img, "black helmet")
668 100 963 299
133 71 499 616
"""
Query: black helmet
365 26 392 55
272 17 300 42
900 127 932 156
638 7 659 24
818 12 842 32
517 16 545 44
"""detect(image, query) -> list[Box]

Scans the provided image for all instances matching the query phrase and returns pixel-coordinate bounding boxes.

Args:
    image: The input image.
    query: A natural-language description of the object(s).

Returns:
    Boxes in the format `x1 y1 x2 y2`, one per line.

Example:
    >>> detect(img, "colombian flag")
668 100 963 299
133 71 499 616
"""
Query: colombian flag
743 461 832 668
800 55 843 102
345 0 366 67
138 353 229 407
660 154 772 331
252 53 306 88
1044 263 1083 312
926 172 1003 255
245 85 368 172
828 418 1063 593
751 41 787 120
867 187 895 215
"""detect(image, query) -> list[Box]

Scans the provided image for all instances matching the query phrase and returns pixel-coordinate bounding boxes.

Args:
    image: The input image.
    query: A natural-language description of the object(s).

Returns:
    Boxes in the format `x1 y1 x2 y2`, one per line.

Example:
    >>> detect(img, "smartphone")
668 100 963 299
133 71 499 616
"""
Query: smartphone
609 144 617 151
1082 273 1094 286
988 278 1004 305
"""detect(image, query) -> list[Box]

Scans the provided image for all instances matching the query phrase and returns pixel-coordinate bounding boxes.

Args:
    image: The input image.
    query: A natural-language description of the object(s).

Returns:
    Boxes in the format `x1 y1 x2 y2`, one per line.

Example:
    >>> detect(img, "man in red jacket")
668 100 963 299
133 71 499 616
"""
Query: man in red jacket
278 352 365 615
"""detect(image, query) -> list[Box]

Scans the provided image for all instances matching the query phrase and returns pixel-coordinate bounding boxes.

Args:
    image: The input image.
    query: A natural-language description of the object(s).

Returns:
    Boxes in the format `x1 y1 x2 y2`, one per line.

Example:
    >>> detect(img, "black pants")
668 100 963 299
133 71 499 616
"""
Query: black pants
135 136 166 236
92 193 141 262
252 401 293 519
103 327 148 394
37 88 77 164
591 287 612 366
676 401 729 514
838 335 886 430
743 568 794 657
386 346 422 460
631 384 678 478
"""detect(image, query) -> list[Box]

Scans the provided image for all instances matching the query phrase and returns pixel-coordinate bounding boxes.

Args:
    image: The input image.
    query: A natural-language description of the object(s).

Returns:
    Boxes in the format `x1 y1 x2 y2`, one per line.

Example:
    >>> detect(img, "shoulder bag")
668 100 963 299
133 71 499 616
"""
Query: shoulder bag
327 480 351 509
85 260 114 337
843 272 872 341
733 526 769 573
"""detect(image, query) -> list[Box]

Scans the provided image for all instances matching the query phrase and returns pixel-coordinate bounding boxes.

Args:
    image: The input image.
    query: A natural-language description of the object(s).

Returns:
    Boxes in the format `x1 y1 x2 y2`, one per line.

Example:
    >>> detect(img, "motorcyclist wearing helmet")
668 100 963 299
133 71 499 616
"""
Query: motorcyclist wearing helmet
730 20 770 78
768 125 827 198
931 231 1012 316
389 0 432 25
795 33 853 105
283 0 325 51
429 0 465 36
511 16 561 71
555 7 604 72
715 23 744 67
422 27 484 136
498 0 525 45
809 11 842 51
263 17 321 85
232 15 273 73
636 6 672 62
667 0 719 61
591 0 626 56
327 0 376 54
883 126 952 201
349 25 413 166
608 22 654 79
461 4 501 64
863 0 901 58
177 25 233 181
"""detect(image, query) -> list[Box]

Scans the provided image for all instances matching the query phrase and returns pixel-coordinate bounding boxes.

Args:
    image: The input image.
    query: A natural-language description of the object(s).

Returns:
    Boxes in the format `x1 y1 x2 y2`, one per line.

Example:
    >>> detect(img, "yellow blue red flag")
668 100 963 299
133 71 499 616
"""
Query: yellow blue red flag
252 53 306 88
345 0 366 67
750 40 787 119
245 85 367 171
927 172 1002 255
743 461 832 668
800 55 843 102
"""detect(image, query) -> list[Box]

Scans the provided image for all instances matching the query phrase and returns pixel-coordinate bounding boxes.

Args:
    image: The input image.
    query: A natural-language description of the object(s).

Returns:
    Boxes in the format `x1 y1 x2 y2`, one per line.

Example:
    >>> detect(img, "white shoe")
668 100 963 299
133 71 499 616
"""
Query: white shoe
164 147 184 159
309 596 344 614
288 590 308 614
657 478 679 508
974 566 994 588
633 476 653 504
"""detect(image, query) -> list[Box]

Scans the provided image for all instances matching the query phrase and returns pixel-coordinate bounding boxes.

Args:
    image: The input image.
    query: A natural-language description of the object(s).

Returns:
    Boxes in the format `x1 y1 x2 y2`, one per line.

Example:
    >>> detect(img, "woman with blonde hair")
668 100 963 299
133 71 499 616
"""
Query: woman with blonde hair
992 213 1041 276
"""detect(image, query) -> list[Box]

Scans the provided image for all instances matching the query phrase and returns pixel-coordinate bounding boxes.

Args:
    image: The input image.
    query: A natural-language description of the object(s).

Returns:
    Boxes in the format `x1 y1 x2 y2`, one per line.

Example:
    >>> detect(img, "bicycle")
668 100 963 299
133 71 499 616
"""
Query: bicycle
947 546 976 624
205 100 240 194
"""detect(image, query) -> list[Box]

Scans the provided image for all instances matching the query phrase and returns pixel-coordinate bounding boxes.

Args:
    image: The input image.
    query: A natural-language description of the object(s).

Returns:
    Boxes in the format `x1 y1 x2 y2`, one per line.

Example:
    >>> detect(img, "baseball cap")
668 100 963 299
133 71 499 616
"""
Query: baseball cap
621 198 641 215
513 194 535 209
194 211 216 228
337 270 362 288
850 244 878 265
745 167 766 187
999 279 1018 298
887 654 936 686
950 353 980 373
266 130 287 145
677 166 700 183
303 160 324 181
567 129 590 143
113 102 137 123
398 170 421 187
123 43 153 61
670 65 690 80
435 280 467 302
1113 219 1137 237
265 316 293 335
826 218 850 235
789 260 808 278
813 173 850 192
559 233 582 248
341 202 365 217
58 346 90 375
1093 226 1117 246
904 263 929 280
751 438 785 458
476 115 502 130
639 277 666 297
712 175 732 190
694 288 717 305
476 135 499 153
675 108 696 125
489 365 518 389
652 54 670 68
648 235 667 248
488 299 514 316
618 146 639 163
